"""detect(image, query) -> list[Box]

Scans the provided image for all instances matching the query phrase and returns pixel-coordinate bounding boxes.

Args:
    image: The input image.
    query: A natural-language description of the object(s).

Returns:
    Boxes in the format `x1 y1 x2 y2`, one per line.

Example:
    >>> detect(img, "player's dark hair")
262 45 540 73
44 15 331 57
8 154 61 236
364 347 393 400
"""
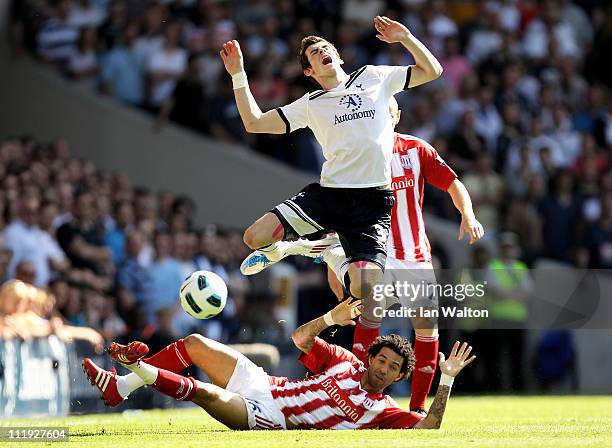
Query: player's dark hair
299 35 331 70
367 334 416 378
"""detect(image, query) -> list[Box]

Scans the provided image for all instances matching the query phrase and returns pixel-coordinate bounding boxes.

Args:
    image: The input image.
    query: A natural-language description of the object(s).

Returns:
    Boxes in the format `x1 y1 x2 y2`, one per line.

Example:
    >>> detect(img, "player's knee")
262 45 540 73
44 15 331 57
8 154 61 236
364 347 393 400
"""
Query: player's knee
184 333 207 356
349 272 381 300
242 227 261 249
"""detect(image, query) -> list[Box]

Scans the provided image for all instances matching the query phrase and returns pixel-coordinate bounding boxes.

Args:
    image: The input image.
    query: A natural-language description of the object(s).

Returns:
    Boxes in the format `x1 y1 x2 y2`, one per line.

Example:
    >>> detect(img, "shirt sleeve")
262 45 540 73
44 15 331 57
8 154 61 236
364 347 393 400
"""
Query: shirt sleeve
418 141 457 191
298 337 361 374
374 65 412 95
376 407 424 429
277 92 309 133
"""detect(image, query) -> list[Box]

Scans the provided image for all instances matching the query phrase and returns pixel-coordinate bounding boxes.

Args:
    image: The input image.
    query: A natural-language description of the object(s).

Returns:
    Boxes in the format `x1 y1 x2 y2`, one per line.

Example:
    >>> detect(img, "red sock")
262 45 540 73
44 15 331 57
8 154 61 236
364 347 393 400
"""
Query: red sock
352 318 380 363
152 368 198 401
144 339 192 372
410 334 439 411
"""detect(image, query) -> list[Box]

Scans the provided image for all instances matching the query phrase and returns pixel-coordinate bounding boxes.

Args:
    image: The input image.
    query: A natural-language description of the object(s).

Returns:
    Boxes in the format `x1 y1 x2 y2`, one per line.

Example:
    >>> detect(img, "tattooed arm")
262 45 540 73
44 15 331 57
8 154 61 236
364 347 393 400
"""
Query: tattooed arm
414 341 476 429
291 298 362 353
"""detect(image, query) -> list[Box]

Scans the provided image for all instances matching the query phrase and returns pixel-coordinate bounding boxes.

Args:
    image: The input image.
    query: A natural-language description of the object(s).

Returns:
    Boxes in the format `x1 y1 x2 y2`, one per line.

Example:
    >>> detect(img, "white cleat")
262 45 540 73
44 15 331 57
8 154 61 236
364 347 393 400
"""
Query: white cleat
240 234 340 276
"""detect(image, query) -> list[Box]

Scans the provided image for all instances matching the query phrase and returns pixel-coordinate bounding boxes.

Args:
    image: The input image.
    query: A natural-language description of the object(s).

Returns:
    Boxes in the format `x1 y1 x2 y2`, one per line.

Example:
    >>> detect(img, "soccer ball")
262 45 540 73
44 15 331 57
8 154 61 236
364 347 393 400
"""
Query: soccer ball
179 271 227 319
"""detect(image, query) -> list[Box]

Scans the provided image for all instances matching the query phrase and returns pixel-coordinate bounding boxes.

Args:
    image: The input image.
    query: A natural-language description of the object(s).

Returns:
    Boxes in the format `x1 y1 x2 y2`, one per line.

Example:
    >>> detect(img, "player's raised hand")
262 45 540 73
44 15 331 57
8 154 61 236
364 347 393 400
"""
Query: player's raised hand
438 341 476 377
219 40 244 75
459 215 485 245
331 297 362 326
374 16 411 43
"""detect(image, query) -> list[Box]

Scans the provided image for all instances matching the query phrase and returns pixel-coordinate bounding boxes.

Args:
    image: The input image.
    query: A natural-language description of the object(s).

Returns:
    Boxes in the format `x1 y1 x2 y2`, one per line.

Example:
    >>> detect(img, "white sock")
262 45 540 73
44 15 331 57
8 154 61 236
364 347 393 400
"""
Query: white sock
123 361 158 385
322 245 349 283
116 373 146 398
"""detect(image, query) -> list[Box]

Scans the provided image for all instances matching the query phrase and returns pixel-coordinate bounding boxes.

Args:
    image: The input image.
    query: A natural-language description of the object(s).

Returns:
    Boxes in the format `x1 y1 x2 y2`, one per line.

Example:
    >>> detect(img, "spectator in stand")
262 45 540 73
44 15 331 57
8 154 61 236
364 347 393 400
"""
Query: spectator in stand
473 85 503 154
147 231 183 323
37 0 78 66
462 152 505 230
105 200 135 264
56 190 113 286
448 108 486 171
539 169 582 263
156 54 206 132
3 194 57 287
147 21 187 111
98 0 128 50
15 260 37 286
579 192 612 269
69 0 107 29
68 27 99 90
439 35 472 95
522 0 580 63
101 21 144 106
0 245 12 284
116 229 154 307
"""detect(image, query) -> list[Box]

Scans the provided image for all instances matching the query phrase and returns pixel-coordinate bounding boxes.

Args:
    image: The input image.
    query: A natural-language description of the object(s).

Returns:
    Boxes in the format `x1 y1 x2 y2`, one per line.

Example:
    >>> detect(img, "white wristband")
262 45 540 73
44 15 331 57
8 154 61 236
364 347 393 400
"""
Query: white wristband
440 373 454 387
232 71 248 90
323 311 336 327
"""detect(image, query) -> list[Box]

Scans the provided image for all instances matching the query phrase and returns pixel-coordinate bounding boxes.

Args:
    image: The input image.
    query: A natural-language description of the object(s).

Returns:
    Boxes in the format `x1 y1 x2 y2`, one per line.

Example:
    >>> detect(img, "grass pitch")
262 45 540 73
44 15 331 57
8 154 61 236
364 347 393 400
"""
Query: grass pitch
2 396 611 447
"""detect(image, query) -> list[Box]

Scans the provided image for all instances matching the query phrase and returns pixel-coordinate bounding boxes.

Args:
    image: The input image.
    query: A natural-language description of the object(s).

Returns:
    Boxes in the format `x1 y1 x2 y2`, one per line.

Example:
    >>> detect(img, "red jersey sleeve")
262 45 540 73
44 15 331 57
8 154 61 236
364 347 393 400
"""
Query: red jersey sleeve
375 407 424 429
298 337 361 374
418 141 457 191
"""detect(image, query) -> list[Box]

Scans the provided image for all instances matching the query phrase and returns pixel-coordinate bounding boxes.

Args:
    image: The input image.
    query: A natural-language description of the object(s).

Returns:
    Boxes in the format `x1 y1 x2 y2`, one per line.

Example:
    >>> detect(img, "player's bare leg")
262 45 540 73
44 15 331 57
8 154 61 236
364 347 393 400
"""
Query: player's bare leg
108 340 249 429
347 261 383 302
182 333 242 388
242 212 284 249
190 383 249 429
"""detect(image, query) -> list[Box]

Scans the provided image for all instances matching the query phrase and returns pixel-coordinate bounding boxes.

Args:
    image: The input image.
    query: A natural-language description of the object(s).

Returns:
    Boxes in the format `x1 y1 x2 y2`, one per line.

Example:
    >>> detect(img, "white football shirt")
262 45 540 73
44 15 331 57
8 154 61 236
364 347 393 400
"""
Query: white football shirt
278 65 411 188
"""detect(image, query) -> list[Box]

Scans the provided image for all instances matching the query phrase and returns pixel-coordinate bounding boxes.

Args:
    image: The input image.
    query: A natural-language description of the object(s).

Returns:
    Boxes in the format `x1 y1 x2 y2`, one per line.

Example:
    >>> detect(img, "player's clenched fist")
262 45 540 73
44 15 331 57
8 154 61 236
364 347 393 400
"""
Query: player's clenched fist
219 40 244 75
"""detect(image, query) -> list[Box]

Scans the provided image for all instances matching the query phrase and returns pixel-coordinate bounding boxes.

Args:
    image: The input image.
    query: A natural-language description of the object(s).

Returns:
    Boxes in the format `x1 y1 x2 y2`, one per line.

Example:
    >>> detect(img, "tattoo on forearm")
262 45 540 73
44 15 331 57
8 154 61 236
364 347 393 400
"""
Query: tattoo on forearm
294 317 329 351
427 385 451 428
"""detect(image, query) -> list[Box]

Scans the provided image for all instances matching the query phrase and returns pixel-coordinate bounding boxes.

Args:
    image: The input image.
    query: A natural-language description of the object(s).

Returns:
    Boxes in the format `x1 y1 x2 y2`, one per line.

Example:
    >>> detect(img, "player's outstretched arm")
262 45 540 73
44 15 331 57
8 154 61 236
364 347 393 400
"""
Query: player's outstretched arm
220 40 286 134
413 341 476 429
291 298 362 354
447 179 485 245
374 16 443 88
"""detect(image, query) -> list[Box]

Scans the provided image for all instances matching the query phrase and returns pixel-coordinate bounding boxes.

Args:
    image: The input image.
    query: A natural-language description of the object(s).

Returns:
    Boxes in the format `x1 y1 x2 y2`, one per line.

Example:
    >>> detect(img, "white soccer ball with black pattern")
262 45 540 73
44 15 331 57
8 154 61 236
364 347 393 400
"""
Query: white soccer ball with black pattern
179 270 227 319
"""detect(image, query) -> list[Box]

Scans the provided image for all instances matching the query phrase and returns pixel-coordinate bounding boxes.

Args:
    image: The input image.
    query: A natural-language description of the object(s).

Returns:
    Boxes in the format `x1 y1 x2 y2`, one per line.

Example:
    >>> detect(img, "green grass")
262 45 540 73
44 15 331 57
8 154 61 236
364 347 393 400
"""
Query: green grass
2 396 612 447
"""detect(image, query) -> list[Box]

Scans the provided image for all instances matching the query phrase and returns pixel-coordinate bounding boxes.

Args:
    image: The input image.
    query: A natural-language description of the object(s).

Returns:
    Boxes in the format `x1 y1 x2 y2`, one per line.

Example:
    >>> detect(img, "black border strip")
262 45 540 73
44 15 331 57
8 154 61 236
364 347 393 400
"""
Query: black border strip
403 66 413 90
275 107 290 134
345 66 367 88
309 90 327 100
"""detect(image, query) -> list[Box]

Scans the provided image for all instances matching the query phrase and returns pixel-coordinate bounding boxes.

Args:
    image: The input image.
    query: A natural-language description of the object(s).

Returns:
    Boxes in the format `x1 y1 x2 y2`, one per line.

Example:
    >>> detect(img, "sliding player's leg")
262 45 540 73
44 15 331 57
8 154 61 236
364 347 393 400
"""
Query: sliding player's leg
114 348 250 429
84 335 245 405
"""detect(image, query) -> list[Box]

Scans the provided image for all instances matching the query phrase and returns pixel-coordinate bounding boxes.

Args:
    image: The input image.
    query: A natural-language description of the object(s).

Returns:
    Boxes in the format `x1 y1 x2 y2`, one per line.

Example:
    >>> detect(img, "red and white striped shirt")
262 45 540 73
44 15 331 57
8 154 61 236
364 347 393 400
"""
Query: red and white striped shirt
388 133 457 262
268 338 423 430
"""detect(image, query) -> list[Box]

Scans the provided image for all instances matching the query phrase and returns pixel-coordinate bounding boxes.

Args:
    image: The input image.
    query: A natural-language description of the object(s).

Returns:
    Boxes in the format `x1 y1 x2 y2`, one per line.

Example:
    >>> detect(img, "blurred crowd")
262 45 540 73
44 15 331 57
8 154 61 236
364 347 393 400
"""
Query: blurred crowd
9 0 612 267
0 136 296 352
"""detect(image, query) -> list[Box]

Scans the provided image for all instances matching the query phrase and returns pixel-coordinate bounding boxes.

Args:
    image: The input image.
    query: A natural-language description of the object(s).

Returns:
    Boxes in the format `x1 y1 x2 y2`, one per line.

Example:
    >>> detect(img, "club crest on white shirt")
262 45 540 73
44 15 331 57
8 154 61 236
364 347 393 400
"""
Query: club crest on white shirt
401 154 412 170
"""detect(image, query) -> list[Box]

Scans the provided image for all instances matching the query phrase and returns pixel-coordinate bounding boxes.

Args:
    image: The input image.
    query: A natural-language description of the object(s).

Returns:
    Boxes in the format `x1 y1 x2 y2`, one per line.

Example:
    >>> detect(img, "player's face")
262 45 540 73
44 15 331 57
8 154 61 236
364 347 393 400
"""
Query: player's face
304 41 343 77
365 347 405 391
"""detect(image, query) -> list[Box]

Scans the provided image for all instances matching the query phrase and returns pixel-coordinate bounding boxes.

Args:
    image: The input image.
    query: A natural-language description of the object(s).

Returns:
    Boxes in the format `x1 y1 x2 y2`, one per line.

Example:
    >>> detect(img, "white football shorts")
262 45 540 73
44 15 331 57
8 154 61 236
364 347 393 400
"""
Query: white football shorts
226 353 286 430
